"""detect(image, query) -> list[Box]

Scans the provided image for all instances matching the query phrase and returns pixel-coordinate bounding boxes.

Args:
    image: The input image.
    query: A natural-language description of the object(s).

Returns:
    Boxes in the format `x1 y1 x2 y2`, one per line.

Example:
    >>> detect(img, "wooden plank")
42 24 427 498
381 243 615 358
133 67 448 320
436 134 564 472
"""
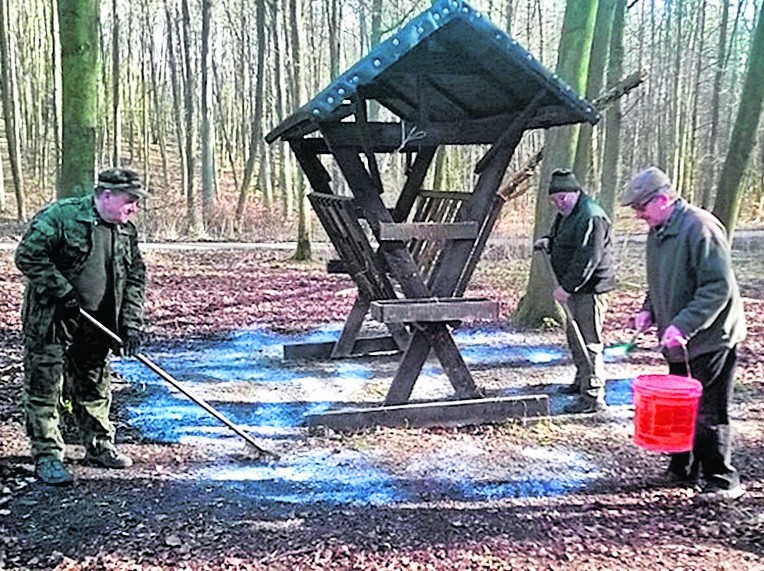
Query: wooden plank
370 298 498 323
283 336 401 360
326 259 348 274
331 296 371 358
378 221 478 241
391 147 438 222
304 395 551 431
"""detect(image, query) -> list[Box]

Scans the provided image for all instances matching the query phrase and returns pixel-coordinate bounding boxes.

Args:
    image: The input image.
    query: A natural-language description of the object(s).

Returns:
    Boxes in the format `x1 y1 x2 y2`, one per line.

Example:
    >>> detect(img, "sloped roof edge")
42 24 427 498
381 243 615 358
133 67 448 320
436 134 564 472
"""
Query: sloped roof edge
266 0 599 143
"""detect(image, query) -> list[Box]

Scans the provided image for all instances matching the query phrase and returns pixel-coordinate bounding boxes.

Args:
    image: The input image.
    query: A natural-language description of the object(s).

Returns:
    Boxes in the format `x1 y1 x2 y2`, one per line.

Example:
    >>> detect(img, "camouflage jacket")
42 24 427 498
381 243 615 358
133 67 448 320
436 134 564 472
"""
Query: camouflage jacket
15 195 146 342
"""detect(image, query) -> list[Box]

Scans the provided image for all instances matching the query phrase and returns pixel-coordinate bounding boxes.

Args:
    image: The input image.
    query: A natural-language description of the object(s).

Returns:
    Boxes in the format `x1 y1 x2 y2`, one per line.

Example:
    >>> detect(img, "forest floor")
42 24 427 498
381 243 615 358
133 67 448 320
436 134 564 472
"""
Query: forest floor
0 236 763 571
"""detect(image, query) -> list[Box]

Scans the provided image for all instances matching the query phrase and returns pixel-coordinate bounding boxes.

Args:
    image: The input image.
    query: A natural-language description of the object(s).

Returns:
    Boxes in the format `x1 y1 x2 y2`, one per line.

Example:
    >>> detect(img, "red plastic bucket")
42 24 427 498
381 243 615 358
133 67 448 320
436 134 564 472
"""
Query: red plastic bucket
632 374 703 453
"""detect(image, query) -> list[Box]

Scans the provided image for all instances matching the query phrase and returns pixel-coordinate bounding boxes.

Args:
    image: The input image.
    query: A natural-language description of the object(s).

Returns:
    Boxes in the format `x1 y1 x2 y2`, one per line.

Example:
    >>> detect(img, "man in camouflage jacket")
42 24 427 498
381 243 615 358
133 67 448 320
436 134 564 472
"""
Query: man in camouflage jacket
15 168 147 486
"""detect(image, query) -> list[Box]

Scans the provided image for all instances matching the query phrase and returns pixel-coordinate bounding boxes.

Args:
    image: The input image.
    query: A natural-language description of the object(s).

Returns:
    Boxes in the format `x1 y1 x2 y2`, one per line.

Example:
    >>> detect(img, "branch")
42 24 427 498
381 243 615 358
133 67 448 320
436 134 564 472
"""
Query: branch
496 68 649 201
592 69 649 111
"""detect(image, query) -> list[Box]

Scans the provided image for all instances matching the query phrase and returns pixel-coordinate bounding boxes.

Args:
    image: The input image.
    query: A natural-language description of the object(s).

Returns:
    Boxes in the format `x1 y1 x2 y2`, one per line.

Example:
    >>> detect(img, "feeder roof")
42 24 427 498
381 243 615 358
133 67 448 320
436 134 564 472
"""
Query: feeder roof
266 0 600 144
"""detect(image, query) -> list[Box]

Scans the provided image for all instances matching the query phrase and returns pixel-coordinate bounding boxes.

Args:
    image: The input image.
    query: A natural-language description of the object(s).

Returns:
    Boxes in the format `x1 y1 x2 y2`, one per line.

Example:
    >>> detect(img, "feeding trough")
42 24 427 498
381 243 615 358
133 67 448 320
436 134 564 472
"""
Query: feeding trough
266 0 600 430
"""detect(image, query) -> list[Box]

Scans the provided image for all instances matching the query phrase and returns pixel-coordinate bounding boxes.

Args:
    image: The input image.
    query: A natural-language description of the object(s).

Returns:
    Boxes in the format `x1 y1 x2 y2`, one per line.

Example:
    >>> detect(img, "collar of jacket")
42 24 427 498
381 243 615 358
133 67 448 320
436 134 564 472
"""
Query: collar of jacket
72 195 103 225
655 197 686 239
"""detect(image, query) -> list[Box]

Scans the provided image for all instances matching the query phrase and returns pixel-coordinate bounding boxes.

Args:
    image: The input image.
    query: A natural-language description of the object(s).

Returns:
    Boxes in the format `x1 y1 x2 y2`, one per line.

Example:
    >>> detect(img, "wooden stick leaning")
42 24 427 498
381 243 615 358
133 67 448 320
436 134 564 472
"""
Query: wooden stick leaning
537 251 595 374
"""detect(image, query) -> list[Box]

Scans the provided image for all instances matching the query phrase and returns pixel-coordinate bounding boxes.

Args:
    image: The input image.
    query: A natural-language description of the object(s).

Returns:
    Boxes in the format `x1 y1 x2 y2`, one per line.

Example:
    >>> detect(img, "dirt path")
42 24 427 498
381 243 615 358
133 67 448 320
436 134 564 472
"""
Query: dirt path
1 246 762 570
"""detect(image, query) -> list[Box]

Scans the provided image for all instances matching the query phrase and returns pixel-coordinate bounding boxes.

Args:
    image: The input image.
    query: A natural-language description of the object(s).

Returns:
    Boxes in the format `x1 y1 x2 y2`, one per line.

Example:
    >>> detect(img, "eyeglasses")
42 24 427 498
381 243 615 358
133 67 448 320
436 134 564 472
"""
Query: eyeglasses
632 194 658 212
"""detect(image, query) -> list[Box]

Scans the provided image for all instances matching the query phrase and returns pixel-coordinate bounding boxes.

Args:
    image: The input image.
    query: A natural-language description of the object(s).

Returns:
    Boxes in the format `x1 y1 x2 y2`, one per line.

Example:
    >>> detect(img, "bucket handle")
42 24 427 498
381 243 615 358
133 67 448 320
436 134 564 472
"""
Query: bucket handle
681 343 693 379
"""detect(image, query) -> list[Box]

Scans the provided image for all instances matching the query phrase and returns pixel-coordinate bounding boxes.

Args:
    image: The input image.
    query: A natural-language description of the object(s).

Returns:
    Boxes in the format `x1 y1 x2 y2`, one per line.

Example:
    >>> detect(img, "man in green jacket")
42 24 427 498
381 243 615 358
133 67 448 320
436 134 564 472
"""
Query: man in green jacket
623 166 747 502
15 168 148 486
536 169 616 414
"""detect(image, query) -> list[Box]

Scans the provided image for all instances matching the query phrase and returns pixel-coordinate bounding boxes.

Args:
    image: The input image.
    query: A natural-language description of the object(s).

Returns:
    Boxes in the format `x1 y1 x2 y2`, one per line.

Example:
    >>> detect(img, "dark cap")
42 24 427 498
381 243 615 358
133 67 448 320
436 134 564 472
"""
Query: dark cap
621 167 671 206
549 168 582 194
97 167 148 198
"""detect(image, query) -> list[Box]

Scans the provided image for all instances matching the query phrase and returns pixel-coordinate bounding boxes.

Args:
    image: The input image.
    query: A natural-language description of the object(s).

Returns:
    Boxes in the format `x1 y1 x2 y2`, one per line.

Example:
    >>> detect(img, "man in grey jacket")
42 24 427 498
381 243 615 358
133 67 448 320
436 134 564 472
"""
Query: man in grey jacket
623 166 747 503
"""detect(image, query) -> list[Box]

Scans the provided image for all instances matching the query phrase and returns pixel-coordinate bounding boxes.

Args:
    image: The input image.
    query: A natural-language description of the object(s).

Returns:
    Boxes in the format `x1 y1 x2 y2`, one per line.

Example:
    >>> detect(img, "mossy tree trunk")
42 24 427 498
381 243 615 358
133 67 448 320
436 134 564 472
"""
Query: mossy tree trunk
598 0 625 218
58 0 98 199
713 8 764 239
573 0 617 190
514 0 599 327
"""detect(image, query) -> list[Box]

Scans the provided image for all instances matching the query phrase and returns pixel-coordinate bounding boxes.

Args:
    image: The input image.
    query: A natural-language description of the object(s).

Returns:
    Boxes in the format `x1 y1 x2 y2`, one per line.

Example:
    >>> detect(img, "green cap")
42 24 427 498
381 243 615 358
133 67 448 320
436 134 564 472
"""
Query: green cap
549 168 581 194
97 167 148 198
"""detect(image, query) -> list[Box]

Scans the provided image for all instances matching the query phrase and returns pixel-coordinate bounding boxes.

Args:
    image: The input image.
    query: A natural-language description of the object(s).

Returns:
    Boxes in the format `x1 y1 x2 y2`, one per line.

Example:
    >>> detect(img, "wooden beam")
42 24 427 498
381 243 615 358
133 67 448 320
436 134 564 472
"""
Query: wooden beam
283 336 400 360
391 146 438 222
319 119 516 149
291 140 332 194
305 394 551 430
378 221 478 241
370 297 497 323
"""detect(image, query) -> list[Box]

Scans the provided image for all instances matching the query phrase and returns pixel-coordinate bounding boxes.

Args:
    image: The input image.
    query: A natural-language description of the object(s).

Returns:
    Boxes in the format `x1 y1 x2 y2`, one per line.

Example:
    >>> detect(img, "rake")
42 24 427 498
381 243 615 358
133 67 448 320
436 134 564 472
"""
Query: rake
80 309 280 461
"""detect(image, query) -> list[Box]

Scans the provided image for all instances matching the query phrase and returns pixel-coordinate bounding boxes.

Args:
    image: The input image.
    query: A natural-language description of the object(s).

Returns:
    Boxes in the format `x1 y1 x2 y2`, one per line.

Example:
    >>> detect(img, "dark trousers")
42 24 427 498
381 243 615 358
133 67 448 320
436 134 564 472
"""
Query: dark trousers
667 346 739 489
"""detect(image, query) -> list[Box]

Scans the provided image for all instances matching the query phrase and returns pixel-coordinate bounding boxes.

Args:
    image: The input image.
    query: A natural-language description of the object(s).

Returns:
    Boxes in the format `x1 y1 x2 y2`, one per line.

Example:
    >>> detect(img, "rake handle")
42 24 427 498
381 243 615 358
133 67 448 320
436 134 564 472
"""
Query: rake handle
79 309 280 460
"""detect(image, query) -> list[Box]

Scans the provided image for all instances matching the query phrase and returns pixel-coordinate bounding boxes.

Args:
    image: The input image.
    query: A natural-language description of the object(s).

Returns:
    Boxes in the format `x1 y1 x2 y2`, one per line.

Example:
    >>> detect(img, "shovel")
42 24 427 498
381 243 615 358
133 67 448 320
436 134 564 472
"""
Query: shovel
80 309 280 461
604 326 649 358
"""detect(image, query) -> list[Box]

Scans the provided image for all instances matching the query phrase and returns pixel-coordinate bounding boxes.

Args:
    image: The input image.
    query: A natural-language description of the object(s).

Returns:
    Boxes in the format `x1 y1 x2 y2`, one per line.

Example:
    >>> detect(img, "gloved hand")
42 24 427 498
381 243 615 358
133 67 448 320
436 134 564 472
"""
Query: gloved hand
533 237 550 253
119 330 141 357
55 290 80 320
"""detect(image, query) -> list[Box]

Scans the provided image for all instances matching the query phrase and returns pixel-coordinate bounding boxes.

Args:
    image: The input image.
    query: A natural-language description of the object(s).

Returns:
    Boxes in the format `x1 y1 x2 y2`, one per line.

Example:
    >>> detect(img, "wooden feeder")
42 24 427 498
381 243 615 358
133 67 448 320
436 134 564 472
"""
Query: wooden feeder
266 0 599 430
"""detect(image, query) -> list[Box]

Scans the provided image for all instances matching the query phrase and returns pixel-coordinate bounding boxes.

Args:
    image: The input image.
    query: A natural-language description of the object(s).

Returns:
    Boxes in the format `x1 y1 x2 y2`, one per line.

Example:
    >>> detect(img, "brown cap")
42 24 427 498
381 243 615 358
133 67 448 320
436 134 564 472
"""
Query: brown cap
549 168 582 194
621 167 671 206
97 167 148 198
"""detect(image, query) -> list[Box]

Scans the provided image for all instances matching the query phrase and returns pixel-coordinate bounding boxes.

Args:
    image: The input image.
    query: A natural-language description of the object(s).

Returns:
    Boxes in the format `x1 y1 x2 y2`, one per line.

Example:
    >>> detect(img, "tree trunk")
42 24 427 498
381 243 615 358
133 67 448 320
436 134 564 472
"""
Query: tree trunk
573 0 616 190
58 0 98 198
700 0 730 208
598 0 625 218
111 0 121 166
235 0 266 221
165 0 188 202
0 0 26 219
181 0 202 234
328 0 340 78
200 0 216 222
713 7 764 238
514 0 599 327
289 0 311 261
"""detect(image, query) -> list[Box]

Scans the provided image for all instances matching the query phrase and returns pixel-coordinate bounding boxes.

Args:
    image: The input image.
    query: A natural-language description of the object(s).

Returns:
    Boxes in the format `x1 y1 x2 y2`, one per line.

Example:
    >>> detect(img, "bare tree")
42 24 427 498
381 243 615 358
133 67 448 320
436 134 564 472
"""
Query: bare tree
515 0 600 326
598 0 625 217
57 0 99 198
713 6 764 238
111 0 121 166
200 0 216 221
0 0 25 218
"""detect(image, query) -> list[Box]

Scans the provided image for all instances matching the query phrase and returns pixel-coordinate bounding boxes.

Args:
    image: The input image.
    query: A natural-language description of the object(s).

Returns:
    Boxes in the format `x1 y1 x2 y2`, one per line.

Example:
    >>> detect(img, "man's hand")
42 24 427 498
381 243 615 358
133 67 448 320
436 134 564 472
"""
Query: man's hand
55 290 80 320
660 324 687 349
553 286 570 304
533 237 550 253
120 330 141 357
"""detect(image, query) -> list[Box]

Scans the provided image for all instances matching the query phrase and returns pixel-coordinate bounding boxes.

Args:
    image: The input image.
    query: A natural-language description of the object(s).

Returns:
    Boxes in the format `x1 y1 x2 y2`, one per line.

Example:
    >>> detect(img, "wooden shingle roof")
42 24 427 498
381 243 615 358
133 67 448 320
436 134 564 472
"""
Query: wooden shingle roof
267 0 599 144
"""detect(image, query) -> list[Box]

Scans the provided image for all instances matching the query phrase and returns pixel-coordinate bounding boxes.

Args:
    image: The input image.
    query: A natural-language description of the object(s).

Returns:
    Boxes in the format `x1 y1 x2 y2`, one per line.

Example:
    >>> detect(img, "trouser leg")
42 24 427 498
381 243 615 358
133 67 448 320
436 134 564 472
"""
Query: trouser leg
566 293 608 401
668 347 739 489
66 322 115 452
23 343 67 462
